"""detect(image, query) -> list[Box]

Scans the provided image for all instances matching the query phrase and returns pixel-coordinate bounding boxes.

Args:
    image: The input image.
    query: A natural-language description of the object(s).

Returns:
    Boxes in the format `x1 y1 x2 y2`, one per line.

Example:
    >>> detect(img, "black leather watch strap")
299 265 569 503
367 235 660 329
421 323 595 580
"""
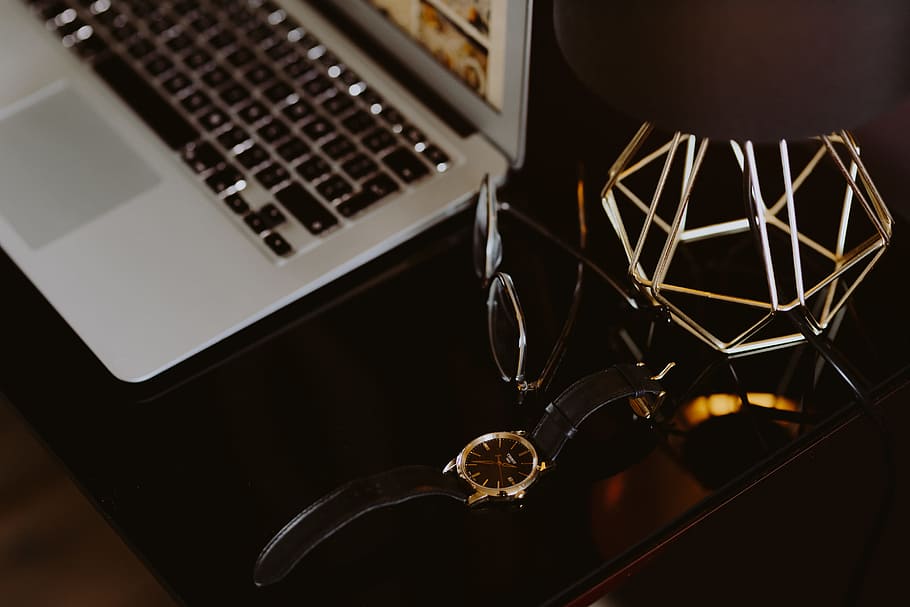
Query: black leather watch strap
530 363 664 462
253 465 469 586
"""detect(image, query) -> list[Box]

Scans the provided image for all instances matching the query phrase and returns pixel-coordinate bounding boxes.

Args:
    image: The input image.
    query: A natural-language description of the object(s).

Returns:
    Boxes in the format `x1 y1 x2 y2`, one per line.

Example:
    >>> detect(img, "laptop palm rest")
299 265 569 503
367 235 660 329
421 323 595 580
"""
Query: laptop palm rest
0 83 160 249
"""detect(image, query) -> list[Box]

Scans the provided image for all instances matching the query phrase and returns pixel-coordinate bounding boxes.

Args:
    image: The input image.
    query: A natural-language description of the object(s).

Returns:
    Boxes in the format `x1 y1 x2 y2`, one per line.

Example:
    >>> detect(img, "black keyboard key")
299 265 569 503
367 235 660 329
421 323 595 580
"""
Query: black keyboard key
109 22 139 42
284 24 306 42
201 65 231 88
281 100 314 123
362 172 400 199
184 49 212 69
275 182 338 235
255 163 290 189
339 69 361 86
191 13 218 33
126 1 155 17
323 93 354 116
134 0 159 15
57 18 89 39
238 101 270 125
263 231 292 256
227 46 257 67
94 7 123 26
294 32 321 51
422 144 450 168
127 37 155 59
256 119 290 143
259 203 287 228
144 54 174 76
265 40 295 61
220 83 251 106
245 63 275 85
93 54 198 150
163 71 193 94
402 125 426 146
217 126 251 151
224 3 255 25
317 50 340 67
302 117 334 141
362 127 396 153
208 30 237 50
147 14 176 35
321 135 355 160
283 58 315 81
244 211 268 234
223 193 250 214
247 23 275 44
236 144 270 169
181 141 224 173
39 2 69 21
263 80 294 103
380 106 404 128
74 31 109 58
305 43 327 61
342 110 375 134
382 147 429 183
341 153 378 180
165 31 194 53
316 173 353 202
302 74 332 97
172 1 198 16
360 89 383 108
205 164 244 194
336 173 398 218
276 137 310 162
180 90 212 114
198 107 230 131
296 155 330 182
261 2 287 23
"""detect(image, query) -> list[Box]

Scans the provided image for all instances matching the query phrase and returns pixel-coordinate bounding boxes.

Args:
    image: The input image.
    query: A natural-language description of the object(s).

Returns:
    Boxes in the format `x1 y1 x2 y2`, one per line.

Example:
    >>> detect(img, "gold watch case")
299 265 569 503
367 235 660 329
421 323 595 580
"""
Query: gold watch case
443 430 547 506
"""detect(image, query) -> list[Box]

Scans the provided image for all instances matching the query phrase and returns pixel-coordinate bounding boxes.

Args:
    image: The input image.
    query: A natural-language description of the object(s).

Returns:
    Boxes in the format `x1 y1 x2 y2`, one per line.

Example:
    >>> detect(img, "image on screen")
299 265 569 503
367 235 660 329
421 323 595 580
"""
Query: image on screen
362 0 508 111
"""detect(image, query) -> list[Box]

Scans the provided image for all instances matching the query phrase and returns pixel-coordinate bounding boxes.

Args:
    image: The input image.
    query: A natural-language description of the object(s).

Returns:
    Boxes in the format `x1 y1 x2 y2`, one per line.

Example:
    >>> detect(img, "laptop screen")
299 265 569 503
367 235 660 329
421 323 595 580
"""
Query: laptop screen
362 1 509 112
324 0 533 168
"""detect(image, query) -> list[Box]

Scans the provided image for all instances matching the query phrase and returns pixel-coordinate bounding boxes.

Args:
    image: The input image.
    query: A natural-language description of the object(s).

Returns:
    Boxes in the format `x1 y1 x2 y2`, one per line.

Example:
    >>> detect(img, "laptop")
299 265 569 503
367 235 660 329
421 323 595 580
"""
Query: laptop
0 0 532 382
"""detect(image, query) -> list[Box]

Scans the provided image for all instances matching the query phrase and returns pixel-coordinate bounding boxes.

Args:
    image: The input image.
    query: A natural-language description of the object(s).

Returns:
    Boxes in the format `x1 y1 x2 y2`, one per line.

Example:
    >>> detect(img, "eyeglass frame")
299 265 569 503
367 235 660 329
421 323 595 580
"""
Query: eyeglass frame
474 169 641 402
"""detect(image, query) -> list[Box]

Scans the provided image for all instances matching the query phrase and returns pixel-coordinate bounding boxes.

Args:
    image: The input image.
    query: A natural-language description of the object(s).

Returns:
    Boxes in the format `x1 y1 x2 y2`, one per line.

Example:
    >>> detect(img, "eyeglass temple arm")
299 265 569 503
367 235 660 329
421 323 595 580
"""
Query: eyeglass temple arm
498 201 640 310
532 255 585 396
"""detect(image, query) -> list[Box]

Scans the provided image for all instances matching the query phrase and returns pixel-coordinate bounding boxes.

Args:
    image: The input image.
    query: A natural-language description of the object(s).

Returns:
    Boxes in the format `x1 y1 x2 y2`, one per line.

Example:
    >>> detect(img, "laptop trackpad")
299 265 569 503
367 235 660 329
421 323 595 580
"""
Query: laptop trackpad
0 84 160 249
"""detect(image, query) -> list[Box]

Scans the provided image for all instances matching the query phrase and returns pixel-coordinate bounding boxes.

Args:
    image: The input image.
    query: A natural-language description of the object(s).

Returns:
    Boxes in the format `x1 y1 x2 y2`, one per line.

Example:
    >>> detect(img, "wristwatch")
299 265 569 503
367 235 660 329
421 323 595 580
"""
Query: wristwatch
253 362 670 586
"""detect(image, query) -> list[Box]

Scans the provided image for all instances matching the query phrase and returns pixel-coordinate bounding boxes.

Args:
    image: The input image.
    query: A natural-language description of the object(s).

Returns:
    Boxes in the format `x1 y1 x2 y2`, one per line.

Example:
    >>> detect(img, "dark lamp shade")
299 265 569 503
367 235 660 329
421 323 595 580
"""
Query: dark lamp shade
553 0 910 141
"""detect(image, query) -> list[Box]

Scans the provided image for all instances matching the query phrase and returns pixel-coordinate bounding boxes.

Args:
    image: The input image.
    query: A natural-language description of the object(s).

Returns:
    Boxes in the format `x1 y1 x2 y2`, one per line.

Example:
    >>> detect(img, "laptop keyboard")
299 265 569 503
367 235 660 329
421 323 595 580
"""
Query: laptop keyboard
23 0 452 258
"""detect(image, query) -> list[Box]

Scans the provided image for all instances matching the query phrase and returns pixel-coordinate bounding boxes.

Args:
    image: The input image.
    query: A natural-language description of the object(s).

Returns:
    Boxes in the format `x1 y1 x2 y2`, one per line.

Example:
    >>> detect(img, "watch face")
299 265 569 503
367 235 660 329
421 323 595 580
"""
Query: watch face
458 431 539 497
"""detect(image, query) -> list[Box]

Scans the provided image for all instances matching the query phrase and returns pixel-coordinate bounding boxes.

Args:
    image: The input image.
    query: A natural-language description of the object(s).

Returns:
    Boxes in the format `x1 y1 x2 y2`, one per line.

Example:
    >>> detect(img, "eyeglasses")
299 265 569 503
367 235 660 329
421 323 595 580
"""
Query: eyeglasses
473 169 590 402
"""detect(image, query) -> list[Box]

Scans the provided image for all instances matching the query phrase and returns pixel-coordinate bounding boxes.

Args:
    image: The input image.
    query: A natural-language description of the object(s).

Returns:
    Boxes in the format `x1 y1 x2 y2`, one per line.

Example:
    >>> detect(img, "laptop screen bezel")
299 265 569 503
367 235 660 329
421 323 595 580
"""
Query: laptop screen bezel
311 0 533 169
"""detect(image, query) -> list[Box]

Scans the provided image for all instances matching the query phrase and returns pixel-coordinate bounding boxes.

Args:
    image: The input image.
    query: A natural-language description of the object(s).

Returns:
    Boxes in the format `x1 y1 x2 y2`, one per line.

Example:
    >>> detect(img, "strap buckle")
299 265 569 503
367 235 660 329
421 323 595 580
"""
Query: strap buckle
628 361 675 419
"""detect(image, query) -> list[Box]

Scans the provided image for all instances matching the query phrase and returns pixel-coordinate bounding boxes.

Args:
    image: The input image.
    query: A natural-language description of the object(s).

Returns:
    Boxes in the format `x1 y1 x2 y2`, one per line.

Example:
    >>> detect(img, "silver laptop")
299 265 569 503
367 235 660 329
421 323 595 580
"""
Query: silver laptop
0 0 532 382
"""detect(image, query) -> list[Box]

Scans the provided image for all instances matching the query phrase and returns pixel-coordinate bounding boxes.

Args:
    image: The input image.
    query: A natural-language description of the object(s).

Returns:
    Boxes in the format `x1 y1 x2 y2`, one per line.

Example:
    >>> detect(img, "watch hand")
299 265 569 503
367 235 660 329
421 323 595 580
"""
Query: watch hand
469 459 519 468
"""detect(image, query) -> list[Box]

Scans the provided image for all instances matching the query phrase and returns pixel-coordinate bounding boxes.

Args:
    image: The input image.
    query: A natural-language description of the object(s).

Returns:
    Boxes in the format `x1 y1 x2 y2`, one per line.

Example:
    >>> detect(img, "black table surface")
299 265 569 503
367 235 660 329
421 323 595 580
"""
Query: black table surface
3 143 910 606
4 4 910 605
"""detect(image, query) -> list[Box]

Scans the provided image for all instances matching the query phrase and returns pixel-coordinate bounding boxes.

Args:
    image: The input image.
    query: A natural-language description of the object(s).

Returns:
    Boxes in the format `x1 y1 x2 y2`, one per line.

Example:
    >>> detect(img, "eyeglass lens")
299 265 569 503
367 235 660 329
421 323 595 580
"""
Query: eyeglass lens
473 174 502 283
487 273 527 383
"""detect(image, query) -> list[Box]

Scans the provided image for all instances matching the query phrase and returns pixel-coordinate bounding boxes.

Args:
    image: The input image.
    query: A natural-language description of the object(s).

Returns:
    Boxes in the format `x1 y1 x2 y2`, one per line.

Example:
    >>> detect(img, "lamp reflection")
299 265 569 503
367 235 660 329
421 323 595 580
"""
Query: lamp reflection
590 391 802 561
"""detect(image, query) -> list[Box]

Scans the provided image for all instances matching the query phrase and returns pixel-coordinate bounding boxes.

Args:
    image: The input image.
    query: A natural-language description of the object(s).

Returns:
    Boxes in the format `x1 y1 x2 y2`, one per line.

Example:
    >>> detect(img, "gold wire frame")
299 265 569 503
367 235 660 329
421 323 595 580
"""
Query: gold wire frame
602 122 894 355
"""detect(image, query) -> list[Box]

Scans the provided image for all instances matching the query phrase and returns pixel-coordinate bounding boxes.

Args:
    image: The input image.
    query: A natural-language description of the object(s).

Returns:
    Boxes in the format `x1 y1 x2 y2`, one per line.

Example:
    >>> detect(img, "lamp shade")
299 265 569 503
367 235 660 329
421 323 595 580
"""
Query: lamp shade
553 0 910 141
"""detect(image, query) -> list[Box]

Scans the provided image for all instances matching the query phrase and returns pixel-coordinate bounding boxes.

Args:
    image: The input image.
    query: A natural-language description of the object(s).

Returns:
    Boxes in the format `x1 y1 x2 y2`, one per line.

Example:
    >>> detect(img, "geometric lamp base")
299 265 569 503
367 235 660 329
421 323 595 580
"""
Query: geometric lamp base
602 122 894 354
